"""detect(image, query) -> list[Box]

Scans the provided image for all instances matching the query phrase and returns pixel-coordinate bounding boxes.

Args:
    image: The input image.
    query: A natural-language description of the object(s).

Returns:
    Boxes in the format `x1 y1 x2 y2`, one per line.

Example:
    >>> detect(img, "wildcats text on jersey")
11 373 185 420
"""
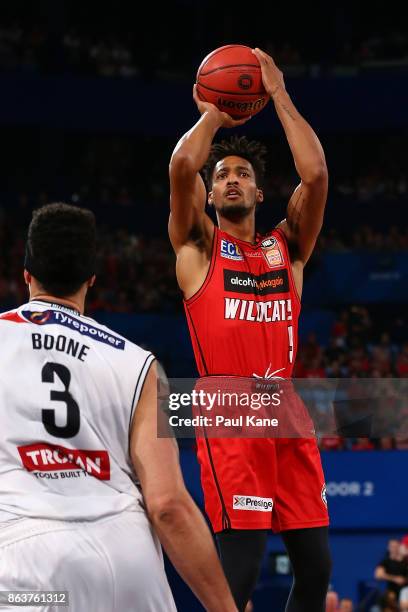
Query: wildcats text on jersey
224 297 292 322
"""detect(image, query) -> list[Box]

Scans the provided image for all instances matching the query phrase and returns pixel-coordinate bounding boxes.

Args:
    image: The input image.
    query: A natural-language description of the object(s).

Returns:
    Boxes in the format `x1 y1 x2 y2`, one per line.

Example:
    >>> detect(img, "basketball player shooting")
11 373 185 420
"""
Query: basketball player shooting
169 48 331 611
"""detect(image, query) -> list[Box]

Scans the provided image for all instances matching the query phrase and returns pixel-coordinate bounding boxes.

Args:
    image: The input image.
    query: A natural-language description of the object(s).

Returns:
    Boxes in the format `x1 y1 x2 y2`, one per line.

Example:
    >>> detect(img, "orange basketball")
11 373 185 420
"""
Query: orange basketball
196 44 270 119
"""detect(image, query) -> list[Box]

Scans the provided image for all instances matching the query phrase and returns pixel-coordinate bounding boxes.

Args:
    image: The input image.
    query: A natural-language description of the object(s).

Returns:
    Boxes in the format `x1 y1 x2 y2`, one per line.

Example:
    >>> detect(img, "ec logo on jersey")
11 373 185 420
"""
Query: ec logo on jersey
221 239 243 261
261 237 284 268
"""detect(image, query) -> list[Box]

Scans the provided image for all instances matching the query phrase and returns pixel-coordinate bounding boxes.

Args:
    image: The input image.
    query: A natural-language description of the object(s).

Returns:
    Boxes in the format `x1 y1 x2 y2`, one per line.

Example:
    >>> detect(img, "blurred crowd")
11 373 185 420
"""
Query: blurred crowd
294 305 408 451
0 218 179 314
0 21 407 80
318 226 408 253
324 537 408 611
326 536 408 610
1 202 408 316
296 305 408 380
372 537 408 612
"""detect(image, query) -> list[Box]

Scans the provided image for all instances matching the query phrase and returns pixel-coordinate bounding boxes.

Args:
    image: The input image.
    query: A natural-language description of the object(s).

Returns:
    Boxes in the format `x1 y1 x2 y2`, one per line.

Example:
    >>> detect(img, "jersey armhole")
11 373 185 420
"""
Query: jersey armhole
274 227 301 307
184 226 218 306
128 353 156 432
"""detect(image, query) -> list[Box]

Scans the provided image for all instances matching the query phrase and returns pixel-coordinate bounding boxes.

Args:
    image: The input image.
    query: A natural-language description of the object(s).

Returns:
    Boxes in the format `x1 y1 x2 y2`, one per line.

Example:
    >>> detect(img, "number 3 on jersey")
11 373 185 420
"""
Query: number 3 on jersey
41 362 80 438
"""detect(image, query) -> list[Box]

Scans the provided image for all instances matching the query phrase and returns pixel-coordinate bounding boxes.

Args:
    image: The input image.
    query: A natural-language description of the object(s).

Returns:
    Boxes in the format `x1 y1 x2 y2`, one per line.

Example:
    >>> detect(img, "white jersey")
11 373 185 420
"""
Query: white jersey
0 300 154 522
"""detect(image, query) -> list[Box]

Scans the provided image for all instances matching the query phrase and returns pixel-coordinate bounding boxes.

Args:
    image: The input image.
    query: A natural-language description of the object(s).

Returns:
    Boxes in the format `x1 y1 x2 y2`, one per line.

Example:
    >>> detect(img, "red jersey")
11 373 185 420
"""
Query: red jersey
184 226 300 379
182 225 328 533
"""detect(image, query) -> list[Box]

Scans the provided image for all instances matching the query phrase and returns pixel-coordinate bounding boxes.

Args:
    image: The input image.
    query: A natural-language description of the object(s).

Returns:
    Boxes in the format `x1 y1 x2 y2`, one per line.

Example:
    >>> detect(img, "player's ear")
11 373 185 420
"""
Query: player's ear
256 188 264 204
208 191 214 206
24 270 31 286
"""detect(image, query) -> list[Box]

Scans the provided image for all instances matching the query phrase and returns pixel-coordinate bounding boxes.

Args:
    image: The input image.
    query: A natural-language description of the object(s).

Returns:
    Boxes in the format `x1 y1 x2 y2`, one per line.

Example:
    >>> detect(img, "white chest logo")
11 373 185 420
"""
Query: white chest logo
261 237 284 268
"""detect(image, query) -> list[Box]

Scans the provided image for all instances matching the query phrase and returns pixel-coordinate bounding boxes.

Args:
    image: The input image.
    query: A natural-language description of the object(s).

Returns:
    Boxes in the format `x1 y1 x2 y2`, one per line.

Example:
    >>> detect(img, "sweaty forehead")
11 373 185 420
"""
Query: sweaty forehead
214 156 253 174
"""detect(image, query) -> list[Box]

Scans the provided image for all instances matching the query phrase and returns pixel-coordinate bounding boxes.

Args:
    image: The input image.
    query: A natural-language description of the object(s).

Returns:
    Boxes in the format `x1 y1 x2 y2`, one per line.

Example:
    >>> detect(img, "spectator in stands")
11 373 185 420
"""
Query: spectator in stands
299 331 322 362
377 589 398 611
401 535 408 558
339 598 353 611
396 343 408 377
395 438 408 450
400 585 408 611
378 437 396 450
303 356 327 378
320 436 345 451
326 590 339 611
348 305 372 345
352 438 375 451
374 539 408 599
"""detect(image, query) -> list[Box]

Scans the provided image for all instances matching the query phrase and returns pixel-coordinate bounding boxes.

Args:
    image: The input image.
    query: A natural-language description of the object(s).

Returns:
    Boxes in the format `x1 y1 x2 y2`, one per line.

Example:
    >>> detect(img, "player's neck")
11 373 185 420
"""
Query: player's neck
217 215 256 244
29 293 84 315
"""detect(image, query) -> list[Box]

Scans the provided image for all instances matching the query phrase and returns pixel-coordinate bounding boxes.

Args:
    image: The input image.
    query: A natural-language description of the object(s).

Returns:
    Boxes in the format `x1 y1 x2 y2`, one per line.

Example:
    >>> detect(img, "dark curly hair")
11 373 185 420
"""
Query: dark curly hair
203 135 267 188
25 203 96 297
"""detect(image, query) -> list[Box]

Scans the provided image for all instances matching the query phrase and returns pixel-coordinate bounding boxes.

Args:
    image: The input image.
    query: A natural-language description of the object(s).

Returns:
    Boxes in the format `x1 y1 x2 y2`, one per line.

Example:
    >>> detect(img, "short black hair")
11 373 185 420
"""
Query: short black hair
203 135 267 188
25 203 96 297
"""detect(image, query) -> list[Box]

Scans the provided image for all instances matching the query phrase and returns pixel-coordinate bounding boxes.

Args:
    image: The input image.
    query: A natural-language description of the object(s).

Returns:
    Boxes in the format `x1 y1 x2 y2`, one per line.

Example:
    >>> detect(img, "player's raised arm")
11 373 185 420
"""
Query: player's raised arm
168 86 249 254
130 362 237 612
253 48 328 265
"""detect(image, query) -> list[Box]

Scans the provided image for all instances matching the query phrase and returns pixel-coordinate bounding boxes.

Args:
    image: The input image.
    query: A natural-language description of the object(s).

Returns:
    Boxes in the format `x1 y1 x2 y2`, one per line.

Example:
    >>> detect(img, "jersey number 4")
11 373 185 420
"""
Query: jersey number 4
41 362 80 438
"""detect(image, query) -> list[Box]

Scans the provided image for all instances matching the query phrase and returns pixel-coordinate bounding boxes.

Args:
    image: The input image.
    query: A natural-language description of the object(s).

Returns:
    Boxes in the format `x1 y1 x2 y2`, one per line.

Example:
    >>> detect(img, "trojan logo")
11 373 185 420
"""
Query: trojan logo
18 443 111 480
238 74 253 90
30 311 51 325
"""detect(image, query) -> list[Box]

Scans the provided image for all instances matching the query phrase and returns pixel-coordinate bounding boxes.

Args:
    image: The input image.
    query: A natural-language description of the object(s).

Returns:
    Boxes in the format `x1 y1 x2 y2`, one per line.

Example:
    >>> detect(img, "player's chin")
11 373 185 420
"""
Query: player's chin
218 203 251 220
221 196 246 207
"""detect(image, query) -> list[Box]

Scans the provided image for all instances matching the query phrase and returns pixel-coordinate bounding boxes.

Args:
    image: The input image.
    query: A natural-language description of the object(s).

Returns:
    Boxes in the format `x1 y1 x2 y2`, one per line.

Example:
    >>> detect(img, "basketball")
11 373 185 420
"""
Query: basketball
196 44 270 119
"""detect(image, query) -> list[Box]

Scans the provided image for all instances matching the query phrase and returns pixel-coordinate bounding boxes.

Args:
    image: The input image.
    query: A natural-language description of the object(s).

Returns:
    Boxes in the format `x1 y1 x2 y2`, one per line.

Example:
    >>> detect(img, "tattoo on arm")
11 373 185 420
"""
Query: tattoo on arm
280 102 297 121
288 189 304 236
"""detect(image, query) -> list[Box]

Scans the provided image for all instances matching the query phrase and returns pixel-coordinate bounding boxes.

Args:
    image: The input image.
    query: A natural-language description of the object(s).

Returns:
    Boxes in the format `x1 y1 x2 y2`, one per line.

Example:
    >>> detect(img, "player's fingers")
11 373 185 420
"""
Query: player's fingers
231 116 251 126
253 47 267 61
193 83 199 101
253 47 274 65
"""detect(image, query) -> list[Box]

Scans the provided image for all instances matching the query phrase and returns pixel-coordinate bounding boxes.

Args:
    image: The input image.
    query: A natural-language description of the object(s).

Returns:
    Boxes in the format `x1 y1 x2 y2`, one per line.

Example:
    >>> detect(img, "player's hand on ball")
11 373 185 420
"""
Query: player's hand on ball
252 48 285 98
193 85 250 128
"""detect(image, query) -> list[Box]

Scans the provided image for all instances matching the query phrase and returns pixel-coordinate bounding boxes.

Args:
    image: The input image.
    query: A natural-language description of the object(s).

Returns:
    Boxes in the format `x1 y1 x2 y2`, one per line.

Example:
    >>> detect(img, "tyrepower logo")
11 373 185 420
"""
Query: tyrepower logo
21 310 125 350
233 495 273 512
224 269 289 295
18 443 110 480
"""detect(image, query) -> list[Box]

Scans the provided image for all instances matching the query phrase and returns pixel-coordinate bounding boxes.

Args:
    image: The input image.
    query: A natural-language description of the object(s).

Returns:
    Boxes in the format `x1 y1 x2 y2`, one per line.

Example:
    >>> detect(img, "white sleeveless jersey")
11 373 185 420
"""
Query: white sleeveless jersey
0 300 155 522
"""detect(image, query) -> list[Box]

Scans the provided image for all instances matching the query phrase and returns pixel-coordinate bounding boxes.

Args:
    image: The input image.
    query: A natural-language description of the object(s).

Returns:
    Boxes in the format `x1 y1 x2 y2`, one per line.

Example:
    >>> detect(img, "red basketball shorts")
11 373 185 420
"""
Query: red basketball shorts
196 436 329 533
